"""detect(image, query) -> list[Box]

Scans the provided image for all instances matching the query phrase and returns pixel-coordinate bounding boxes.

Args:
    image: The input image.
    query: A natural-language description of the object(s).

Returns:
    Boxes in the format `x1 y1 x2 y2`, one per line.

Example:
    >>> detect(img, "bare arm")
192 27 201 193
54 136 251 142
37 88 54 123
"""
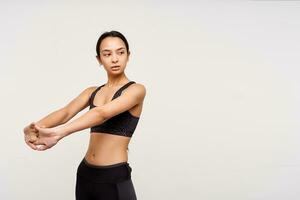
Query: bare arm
33 86 97 128
36 84 146 140
34 108 69 128
23 86 96 150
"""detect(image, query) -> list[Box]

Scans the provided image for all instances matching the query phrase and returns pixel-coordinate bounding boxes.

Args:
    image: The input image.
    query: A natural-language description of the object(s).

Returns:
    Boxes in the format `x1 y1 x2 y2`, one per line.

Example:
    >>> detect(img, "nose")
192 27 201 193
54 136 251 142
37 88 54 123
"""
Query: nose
111 53 119 63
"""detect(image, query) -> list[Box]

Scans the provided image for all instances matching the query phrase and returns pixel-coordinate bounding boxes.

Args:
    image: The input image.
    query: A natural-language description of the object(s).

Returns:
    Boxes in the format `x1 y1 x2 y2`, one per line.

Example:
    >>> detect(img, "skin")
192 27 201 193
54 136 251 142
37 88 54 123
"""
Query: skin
23 36 146 165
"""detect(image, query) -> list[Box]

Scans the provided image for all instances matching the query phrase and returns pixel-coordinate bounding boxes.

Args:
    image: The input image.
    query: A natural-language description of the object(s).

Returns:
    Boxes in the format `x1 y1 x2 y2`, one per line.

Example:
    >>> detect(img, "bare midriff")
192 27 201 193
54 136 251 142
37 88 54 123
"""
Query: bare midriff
84 132 131 166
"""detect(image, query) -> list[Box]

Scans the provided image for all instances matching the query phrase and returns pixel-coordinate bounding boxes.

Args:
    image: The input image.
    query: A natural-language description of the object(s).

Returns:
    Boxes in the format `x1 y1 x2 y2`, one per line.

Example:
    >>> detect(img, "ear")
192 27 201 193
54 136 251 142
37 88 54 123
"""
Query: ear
96 55 102 65
127 51 130 61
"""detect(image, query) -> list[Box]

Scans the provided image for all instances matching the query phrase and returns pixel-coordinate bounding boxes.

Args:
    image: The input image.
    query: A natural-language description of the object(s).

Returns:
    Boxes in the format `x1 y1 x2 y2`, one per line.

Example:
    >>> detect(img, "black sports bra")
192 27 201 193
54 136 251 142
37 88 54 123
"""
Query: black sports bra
89 81 140 137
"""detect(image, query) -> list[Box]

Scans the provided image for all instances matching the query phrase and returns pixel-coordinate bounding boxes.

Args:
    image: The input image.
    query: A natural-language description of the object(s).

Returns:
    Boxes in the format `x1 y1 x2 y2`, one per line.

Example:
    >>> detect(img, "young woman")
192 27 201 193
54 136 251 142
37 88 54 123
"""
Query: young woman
23 30 146 200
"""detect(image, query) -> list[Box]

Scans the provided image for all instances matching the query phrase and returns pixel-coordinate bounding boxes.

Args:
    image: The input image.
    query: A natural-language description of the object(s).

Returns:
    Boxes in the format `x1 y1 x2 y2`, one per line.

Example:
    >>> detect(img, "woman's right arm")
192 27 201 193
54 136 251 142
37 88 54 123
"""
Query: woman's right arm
34 86 97 128
23 86 97 149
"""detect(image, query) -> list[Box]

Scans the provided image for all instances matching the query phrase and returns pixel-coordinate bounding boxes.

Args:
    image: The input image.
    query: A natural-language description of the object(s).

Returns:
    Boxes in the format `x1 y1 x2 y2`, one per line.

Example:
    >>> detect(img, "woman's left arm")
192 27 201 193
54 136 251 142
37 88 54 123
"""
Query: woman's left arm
34 84 146 150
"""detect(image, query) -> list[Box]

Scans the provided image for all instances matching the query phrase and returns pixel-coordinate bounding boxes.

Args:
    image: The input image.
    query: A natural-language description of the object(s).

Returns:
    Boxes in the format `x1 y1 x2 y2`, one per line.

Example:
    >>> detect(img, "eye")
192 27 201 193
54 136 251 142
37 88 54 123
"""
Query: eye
119 51 125 55
104 54 111 57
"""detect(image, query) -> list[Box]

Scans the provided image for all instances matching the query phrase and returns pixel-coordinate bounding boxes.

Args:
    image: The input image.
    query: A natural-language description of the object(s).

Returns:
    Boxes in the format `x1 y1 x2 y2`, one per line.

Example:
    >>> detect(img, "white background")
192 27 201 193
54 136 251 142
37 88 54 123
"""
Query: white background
0 1 299 199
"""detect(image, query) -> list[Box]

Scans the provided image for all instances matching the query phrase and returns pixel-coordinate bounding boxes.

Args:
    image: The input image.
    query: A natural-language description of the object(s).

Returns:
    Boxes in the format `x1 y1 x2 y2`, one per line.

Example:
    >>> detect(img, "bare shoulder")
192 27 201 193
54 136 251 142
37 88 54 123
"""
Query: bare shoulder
85 86 99 94
122 82 146 102
63 85 99 118
76 86 98 100
133 82 146 90
132 82 147 97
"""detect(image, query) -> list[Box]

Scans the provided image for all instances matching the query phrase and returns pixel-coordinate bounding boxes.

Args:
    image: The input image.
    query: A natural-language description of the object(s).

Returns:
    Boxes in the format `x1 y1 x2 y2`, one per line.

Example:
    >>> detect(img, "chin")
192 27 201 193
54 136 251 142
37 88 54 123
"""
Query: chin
109 70 124 75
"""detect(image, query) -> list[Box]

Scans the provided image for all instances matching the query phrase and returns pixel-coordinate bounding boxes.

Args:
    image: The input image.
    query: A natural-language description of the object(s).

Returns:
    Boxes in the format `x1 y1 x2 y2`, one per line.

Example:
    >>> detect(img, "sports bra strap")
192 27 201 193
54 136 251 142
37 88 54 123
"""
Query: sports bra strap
89 84 105 105
111 81 136 100
89 81 136 105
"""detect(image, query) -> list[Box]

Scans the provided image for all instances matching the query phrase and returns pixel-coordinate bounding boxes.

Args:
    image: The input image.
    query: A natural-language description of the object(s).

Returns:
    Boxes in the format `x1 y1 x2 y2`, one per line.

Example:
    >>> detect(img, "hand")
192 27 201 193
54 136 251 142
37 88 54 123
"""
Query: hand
23 122 40 150
32 124 62 151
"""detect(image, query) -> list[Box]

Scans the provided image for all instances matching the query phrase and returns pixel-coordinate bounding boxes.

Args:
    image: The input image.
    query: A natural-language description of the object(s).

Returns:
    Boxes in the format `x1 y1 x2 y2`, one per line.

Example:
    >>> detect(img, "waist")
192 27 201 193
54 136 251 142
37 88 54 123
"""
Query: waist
87 132 130 165
77 158 132 183
84 151 128 166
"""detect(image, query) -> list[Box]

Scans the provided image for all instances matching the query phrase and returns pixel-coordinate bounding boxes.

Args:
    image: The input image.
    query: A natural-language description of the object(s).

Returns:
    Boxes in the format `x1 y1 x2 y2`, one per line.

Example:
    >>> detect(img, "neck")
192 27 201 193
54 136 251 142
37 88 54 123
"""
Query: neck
105 73 130 87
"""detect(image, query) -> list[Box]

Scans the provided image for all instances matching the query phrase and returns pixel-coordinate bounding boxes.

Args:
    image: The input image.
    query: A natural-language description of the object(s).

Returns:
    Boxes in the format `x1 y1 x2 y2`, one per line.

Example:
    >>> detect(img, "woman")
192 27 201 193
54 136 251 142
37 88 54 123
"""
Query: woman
23 30 146 200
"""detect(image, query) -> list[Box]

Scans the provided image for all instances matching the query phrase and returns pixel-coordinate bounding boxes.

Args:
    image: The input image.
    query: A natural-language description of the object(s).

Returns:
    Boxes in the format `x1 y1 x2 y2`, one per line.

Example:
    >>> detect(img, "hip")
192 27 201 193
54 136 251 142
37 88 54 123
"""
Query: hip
77 157 132 183
76 158 137 199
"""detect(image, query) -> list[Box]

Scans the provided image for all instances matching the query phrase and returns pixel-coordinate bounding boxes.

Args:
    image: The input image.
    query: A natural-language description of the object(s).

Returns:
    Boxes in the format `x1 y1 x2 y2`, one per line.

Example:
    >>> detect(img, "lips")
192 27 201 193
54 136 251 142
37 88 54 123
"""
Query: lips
111 66 120 70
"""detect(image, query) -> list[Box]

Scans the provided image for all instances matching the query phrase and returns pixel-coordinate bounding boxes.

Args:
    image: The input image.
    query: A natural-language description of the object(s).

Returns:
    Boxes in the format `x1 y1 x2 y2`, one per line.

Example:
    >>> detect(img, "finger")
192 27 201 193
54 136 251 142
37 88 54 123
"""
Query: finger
33 124 41 132
29 122 36 129
36 144 48 151
28 134 38 143
31 128 38 133
25 140 37 150
29 131 39 136
32 123 46 129
30 123 39 133
33 138 45 146
27 130 38 138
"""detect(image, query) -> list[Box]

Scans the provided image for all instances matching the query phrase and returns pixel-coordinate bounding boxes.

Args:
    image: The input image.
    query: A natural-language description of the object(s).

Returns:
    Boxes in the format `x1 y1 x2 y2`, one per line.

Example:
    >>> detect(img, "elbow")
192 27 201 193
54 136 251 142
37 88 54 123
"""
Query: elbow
94 106 109 122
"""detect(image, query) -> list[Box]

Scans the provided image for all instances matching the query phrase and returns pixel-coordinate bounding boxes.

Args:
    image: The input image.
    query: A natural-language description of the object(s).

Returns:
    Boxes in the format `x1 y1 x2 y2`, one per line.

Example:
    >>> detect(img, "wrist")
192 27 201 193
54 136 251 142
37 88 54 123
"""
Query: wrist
54 126 67 141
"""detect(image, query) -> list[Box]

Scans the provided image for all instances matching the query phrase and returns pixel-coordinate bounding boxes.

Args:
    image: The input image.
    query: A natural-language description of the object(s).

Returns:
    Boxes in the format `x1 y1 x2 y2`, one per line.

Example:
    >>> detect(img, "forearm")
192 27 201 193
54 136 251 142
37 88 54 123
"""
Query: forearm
56 107 106 139
35 108 69 128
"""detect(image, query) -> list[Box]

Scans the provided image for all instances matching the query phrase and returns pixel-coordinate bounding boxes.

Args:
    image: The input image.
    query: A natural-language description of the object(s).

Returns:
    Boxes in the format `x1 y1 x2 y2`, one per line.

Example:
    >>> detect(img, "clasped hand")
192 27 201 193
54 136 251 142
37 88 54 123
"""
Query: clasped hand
23 122 61 151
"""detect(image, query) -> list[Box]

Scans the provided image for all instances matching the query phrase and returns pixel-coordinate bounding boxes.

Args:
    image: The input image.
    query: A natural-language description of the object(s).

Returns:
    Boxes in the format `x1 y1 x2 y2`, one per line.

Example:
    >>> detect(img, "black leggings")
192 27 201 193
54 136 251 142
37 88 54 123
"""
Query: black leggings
76 158 137 200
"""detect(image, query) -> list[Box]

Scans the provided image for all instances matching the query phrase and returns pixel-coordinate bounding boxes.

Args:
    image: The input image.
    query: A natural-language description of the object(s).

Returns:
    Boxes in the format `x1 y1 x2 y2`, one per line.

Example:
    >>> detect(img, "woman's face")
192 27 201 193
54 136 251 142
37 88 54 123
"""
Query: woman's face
97 36 130 74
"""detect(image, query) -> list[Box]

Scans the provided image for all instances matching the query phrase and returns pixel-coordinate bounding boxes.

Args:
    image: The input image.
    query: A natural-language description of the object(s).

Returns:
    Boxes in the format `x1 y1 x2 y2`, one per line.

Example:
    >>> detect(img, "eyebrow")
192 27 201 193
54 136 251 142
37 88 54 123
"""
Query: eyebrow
101 47 125 53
